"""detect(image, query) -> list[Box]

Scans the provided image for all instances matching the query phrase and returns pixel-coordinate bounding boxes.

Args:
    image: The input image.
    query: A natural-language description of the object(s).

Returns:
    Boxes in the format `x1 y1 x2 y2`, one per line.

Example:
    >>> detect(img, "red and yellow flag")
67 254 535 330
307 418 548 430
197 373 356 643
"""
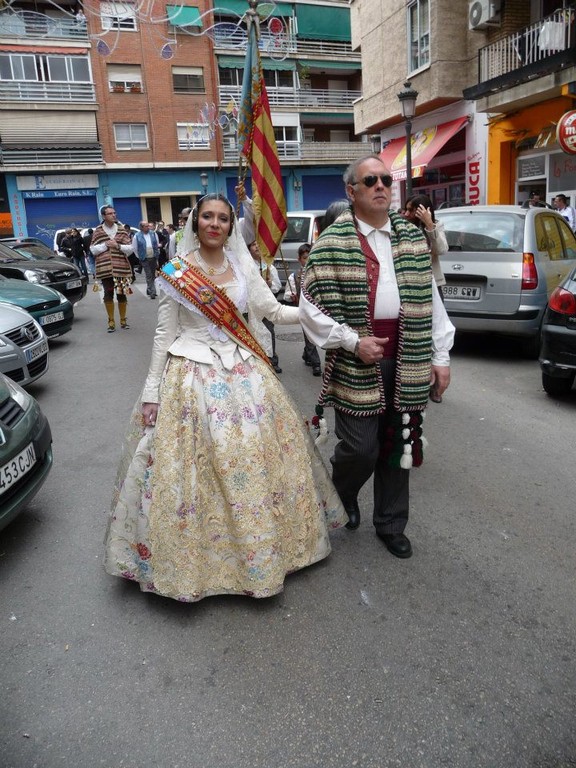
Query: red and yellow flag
237 21 287 264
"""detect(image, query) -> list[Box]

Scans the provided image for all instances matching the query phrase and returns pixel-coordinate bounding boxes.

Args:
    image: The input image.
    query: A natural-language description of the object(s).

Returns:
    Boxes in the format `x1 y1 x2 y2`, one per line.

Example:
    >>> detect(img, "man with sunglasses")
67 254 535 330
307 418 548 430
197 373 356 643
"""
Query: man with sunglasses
300 155 454 558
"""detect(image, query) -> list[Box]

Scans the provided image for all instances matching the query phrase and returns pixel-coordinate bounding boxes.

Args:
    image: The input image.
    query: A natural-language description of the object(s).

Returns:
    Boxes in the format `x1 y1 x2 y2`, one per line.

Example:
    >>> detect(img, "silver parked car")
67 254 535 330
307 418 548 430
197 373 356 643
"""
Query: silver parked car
0 303 49 387
435 205 576 354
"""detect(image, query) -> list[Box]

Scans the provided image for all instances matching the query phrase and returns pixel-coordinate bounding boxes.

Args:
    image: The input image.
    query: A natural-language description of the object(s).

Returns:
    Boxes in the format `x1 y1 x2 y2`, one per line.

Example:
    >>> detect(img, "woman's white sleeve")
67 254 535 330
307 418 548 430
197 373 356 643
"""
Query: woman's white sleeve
141 293 180 403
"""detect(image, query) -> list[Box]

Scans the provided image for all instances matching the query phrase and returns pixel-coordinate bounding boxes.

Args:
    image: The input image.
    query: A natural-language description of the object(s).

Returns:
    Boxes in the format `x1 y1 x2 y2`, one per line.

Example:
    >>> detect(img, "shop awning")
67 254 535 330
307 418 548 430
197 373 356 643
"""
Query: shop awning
379 116 469 181
295 4 350 41
305 59 361 70
166 5 202 27
218 55 295 70
214 0 293 16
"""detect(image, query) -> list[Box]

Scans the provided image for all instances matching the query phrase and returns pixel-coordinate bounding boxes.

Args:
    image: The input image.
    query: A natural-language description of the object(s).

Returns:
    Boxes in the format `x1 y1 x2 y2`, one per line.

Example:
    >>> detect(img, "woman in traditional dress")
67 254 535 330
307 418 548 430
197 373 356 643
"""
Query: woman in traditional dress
104 194 346 602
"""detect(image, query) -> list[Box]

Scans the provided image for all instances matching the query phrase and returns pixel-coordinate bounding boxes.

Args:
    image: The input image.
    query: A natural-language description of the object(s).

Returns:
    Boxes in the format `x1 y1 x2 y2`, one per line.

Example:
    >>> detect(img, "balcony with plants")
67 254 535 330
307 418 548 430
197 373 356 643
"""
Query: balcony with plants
465 7 576 100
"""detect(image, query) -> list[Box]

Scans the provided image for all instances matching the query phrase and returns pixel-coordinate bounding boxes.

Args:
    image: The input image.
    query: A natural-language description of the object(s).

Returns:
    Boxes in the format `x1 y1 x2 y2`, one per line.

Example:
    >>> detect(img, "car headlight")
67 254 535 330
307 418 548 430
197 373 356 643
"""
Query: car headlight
24 269 51 284
57 292 69 305
4 375 31 409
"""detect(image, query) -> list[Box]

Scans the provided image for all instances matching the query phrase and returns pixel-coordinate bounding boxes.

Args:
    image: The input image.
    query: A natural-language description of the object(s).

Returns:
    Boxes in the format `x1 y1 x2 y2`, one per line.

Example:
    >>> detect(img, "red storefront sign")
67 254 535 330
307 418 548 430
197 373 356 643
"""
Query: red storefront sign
557 110 576 155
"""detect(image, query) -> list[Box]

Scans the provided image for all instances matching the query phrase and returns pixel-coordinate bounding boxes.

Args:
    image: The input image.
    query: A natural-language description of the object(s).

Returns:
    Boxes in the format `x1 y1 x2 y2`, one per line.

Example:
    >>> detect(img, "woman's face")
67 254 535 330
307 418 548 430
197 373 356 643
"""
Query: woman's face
404 202 417 223
197 200 232 250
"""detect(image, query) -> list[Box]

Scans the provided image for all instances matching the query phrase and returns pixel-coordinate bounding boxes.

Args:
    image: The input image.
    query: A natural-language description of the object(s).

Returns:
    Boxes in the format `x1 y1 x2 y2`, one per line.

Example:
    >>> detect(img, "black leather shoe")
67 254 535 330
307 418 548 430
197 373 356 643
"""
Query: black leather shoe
344 499 360 530
377 532 412 558
312 366 322 376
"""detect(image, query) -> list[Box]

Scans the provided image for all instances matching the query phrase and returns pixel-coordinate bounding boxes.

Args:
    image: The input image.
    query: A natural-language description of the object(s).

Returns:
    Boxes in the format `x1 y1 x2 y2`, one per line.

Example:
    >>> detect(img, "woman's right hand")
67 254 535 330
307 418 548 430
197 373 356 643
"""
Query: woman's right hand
142 402 159 427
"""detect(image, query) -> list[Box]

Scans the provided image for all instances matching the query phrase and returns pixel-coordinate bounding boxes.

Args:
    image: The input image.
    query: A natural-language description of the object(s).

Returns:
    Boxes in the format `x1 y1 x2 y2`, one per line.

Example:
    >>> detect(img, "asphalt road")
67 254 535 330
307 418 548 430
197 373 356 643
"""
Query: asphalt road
1 282 575 768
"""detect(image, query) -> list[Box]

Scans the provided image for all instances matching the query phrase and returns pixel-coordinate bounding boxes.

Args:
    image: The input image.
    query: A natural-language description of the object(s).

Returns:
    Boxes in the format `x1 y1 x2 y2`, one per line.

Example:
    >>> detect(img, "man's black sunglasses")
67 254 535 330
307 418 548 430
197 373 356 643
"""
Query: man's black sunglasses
350 174 393 189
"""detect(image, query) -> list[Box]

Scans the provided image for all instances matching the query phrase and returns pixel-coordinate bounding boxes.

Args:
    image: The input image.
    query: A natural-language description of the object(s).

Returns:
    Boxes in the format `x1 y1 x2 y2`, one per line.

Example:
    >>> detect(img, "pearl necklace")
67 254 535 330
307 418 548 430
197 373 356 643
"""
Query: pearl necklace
193 249 229 276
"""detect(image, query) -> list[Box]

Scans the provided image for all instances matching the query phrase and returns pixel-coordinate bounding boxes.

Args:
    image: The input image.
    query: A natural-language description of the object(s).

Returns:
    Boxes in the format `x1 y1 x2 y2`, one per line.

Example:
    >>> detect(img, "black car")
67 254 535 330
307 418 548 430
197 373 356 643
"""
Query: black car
0 239 87 305
539 265 576 396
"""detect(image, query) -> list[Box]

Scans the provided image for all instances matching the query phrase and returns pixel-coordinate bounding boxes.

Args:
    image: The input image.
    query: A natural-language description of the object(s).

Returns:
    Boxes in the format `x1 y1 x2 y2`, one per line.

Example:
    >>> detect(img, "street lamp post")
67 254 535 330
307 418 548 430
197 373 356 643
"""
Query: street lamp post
200 172 208 195
397 81 418 199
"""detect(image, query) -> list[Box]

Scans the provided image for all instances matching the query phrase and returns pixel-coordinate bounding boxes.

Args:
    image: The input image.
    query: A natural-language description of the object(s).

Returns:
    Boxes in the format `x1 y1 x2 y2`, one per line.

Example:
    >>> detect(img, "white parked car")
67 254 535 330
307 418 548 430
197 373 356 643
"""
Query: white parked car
0 302 49 387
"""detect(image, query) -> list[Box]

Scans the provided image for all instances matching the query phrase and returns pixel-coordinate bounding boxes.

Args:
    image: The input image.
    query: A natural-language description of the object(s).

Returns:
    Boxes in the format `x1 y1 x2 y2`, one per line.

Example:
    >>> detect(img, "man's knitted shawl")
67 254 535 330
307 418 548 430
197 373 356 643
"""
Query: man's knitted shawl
92 224 132 281
302 209 433 415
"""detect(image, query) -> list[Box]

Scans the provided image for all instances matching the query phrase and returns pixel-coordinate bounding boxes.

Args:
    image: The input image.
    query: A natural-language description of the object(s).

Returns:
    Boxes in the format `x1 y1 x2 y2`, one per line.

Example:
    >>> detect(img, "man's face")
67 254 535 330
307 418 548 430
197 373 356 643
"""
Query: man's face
346 159 392 223
140 222 150 233
554 197 564 209
103 208 117 224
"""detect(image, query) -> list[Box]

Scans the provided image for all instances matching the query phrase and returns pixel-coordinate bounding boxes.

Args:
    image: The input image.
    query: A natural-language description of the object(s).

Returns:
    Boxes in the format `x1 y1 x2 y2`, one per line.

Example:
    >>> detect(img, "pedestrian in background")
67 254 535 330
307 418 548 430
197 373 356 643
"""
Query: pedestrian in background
82 227 95 278
405 194 448 304
90 206 133 332
61 227 88 276
132 221 159 300
553 194 576 232
166 223 177 259
283 243 322 376
319 199 349 234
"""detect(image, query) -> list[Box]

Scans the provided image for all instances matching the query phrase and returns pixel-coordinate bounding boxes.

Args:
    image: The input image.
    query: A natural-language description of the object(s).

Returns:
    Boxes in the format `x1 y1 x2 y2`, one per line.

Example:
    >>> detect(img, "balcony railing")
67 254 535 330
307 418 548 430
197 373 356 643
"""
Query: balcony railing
478 8 574 81
0 145 103 166
0 10 88 41
222 139 369 163
219 85 360 110
213 28 359 60
0 81 96 102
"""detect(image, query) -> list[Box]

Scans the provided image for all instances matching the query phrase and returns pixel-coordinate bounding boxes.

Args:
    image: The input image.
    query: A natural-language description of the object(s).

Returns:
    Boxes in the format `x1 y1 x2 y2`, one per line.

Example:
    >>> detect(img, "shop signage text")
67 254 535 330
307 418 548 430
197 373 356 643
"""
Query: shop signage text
467 153 482 205
16 174 99 191
557 110 576 155
22 189 96 199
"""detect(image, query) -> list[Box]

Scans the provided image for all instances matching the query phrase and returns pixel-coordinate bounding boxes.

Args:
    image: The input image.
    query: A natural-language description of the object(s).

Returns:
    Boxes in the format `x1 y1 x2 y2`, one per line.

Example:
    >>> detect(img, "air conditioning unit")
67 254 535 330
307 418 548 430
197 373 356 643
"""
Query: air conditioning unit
469 0 501 30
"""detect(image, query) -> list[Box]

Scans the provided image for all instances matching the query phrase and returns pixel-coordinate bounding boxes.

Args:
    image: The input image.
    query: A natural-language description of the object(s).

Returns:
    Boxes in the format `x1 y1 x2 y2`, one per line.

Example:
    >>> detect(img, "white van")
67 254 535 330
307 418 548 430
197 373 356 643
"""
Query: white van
274 210 324 284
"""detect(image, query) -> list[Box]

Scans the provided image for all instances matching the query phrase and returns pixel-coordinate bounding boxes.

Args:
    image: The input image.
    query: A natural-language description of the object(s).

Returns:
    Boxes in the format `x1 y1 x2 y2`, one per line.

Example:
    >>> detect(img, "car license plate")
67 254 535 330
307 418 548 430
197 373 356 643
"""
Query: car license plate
66 279 82 289
40 311 64 326
25 340 48 363
442 285 480 300
0 442 36 496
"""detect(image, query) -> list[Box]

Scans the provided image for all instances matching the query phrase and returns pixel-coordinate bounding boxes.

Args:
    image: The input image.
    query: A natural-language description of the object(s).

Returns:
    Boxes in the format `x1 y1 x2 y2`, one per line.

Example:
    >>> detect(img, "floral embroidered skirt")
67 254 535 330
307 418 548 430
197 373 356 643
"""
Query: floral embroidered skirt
104 352 346 602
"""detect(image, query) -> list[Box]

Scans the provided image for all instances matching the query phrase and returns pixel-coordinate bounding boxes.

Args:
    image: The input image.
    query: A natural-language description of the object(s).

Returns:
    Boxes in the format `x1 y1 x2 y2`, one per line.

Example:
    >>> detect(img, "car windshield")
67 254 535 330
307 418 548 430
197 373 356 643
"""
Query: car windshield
12 245 53 261
437 211 525 252
0 243 23 262
284 216 313 242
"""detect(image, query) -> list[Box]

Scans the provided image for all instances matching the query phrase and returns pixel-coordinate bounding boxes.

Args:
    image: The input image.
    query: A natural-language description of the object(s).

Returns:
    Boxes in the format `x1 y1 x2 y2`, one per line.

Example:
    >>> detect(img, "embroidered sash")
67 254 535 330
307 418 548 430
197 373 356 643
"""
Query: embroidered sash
159 257 273 369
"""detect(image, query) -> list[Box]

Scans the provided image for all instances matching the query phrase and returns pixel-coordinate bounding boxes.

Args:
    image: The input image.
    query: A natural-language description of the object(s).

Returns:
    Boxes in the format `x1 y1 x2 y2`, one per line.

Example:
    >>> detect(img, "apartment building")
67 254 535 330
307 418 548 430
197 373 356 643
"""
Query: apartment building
351 0 488 209
350 0 576 208
463 0 576 206
0 0 364 244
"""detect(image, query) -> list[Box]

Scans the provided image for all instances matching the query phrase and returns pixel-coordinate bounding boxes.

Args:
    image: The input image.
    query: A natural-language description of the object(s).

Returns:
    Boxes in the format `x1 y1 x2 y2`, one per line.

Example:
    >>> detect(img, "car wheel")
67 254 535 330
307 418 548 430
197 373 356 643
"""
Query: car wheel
542 372 575 397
